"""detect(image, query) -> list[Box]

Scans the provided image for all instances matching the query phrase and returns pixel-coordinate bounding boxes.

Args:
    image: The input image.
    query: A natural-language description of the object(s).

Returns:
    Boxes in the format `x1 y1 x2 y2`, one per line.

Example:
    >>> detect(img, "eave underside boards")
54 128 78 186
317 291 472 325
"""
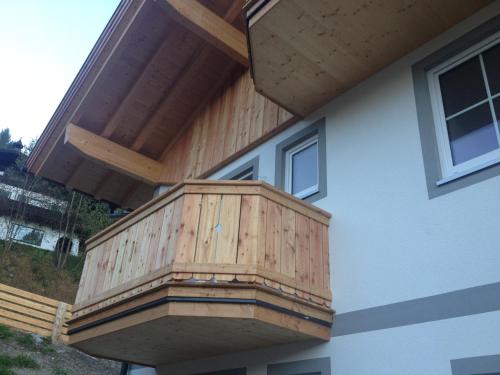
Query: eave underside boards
38 0 247 208
247 0 492 117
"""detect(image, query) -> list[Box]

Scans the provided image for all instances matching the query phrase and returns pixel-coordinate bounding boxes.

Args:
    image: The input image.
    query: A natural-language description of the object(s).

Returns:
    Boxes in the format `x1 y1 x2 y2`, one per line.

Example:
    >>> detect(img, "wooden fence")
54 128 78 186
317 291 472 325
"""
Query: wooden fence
0 283 72 343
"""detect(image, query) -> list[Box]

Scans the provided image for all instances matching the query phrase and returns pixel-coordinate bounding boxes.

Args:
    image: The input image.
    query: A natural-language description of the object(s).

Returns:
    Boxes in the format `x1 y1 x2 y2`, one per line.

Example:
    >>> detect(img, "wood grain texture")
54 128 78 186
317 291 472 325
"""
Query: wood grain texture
160 70 295 183
0 283 72 343
76 181 331 311
247 0 491 116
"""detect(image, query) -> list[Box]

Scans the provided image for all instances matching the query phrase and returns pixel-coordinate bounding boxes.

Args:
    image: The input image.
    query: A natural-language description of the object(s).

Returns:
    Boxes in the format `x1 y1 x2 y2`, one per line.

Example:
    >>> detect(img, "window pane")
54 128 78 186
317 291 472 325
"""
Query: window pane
494 97 500 121
483 43 500 95
446 103 498 165
292 142 318 194
439 57 487 117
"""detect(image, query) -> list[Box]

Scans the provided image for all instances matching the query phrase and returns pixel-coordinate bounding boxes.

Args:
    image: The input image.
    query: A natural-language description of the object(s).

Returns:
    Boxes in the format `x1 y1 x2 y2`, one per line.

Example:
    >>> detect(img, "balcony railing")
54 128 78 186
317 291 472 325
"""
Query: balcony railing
68 180 332 365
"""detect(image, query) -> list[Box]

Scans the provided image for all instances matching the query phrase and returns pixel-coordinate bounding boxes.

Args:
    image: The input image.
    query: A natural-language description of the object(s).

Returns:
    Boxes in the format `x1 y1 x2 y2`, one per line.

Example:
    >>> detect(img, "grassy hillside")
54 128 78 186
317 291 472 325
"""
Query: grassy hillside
0 324 121 374
0 241 83 303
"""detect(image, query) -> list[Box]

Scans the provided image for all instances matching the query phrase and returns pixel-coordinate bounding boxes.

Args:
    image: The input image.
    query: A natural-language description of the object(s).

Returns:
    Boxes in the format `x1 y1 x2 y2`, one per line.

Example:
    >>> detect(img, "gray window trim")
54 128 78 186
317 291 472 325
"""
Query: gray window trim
412 15 500 198
268 357 330 375
275 118 327 203
451 354 500 375
220 157 259 181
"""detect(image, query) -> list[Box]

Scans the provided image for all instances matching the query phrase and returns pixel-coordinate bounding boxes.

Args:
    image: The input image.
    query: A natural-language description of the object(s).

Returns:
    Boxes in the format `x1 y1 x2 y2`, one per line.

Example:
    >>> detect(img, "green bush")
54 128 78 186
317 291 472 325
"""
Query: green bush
0 325 13 340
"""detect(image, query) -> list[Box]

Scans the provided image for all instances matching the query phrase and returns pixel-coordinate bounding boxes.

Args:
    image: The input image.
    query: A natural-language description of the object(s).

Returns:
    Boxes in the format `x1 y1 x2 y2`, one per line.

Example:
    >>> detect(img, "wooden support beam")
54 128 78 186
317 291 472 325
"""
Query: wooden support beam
159 0 249 66
64 124 162 185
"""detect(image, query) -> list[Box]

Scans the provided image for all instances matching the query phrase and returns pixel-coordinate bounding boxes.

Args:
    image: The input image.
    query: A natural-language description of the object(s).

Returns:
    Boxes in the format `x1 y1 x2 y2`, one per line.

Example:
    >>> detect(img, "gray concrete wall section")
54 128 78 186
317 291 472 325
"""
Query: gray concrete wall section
332 281 500 336
451 354 500 375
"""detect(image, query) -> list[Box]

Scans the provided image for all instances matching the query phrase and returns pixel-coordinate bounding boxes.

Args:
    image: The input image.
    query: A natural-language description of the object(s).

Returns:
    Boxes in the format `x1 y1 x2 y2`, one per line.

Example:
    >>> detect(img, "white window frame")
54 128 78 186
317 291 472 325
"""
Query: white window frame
428 31 500 182
284 135 319 199
12 224 44 247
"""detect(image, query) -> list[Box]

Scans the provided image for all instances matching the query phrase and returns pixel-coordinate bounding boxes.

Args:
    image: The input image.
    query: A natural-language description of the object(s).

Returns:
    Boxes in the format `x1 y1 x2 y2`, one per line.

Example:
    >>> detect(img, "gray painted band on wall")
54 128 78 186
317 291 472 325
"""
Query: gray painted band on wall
268 357 330 375
451 354 500 375
412 14 500 198
332 281 500 337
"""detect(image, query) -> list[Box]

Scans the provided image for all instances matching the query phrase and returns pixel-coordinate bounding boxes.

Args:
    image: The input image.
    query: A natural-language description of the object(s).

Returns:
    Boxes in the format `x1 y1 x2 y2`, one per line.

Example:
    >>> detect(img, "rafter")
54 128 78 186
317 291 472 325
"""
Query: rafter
64 124 163 185
158 0 248 66
131 0 243 154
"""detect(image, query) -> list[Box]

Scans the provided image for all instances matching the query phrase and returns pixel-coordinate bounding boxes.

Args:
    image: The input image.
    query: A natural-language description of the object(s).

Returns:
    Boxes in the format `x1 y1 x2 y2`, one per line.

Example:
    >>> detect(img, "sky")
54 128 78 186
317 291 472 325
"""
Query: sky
0 0 120 145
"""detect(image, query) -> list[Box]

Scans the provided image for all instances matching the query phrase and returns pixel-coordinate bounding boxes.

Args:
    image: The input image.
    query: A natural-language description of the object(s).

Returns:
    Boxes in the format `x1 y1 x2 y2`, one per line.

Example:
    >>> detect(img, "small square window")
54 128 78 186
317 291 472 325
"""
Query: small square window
275 119 326 203
285 136 319 199
428 33 500 180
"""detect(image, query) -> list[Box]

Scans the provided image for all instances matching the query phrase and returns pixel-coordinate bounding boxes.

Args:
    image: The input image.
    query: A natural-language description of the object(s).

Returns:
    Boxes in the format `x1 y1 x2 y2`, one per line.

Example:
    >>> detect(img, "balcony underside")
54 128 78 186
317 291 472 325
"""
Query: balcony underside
245 0 492 117
69 181 333 365
68 283 331 366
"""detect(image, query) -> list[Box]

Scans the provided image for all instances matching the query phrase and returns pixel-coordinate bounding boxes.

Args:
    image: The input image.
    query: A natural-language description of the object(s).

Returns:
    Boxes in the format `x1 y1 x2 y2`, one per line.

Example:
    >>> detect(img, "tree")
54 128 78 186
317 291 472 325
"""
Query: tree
0 128 12 149
0 128 115 267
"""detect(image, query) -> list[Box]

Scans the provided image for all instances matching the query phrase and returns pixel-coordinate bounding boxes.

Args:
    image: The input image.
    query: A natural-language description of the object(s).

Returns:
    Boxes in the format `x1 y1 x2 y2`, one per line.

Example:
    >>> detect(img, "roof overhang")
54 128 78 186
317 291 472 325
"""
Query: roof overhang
27 0 247 209
245 0 492 117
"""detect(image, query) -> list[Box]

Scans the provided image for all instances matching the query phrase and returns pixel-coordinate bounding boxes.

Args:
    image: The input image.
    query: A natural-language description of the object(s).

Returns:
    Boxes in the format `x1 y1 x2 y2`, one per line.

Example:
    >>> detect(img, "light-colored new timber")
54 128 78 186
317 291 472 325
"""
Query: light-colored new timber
160 0 249 66
0 283 72 343
69 180 332 364
64 123 163 185
246 0 492 116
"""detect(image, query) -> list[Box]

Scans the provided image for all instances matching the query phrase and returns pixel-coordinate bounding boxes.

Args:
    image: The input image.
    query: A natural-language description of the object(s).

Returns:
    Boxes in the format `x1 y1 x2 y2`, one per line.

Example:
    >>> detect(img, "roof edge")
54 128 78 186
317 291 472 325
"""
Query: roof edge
26 0 140 174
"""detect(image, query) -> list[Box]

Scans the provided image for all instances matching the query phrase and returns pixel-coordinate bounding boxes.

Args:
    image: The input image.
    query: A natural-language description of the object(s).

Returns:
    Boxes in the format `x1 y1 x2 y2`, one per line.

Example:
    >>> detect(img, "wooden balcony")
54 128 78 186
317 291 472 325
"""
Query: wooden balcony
68 180 332 366
245 0 491 117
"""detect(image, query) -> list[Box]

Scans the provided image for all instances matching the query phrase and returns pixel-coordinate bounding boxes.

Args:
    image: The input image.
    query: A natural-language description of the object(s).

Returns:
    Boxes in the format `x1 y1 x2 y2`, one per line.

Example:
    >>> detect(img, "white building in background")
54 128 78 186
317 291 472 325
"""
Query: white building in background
0 182 79 255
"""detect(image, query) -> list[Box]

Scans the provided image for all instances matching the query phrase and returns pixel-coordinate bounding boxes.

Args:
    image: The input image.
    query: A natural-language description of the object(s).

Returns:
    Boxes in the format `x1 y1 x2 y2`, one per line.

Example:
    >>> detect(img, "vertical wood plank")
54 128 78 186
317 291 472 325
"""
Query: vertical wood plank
135 215 155 279
295 213 310 298
322 224 331 293
165 197 184 266
194 194 222 279
237 195 266 282
280 207 296 293
174 194 202 279
264 200 282 289
102 235 119 292
93 239 112 297
146 207 166 273
109 230 128 289
263 97 279 134
75 252 91 304
125 218 145 282
215 194 241 281
155 201 175 267
309 219 324 291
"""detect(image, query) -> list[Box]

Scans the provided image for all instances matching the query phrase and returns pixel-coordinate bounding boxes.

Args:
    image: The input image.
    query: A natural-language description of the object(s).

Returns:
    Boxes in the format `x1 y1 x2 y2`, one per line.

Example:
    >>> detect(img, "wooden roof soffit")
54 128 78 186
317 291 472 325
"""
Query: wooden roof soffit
64 123 166 186
156 0 249 66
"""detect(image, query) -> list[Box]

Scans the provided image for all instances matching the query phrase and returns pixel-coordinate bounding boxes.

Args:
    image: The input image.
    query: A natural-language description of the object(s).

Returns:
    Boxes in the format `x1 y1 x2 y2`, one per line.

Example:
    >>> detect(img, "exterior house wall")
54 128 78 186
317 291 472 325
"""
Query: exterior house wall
0 216 79 256
154 2 500 374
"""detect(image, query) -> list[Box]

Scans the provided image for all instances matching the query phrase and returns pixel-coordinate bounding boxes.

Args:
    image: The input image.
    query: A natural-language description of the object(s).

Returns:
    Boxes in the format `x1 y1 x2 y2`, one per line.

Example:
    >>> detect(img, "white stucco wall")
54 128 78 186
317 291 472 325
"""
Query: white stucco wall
0 216 79 255
208 1 500 314
154 2 500 375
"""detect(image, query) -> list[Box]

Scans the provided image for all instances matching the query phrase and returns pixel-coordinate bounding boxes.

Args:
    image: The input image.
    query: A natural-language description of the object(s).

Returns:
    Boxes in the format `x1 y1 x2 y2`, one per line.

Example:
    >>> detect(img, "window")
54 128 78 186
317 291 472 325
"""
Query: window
413 16 500 198
267 358 330 375
12 224 44 246
285 135 319 199
220 157 259 181
275 119 326 203
428 32 500 180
